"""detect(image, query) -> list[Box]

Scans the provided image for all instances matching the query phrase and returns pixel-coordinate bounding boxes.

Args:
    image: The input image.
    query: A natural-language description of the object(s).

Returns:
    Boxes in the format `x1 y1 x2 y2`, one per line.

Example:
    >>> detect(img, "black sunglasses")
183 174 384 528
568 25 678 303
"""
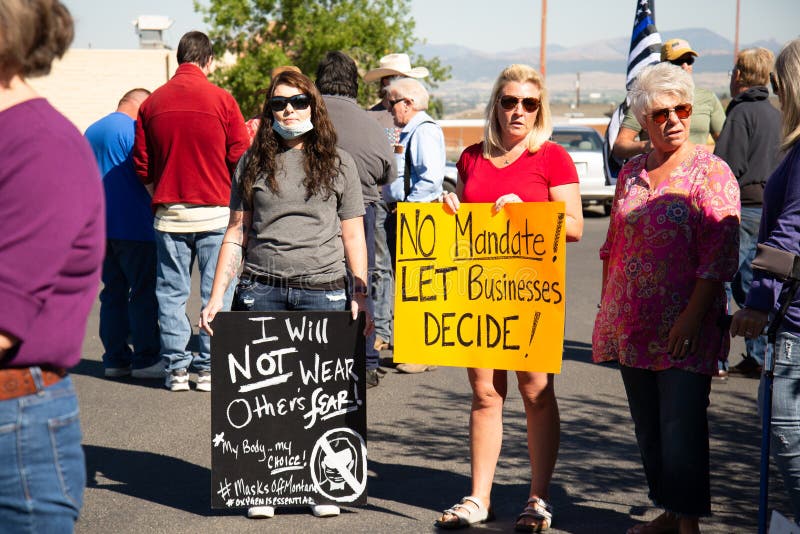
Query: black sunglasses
388 98 408 109
268 94 311 112
770 72 781 96
650 103 693 125
670 56 695 67
499 95 541 113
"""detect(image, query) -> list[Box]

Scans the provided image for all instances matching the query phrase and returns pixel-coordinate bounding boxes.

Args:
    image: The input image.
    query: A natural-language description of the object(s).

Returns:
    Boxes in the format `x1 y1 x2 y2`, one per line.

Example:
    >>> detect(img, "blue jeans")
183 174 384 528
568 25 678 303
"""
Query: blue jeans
99 239 160 370
620 365 711 516
155 229 234 372
232 280 346 313
763 330 800 520
372 201 394 341
362 203 379 370
730 206 769 366
0 374 85 532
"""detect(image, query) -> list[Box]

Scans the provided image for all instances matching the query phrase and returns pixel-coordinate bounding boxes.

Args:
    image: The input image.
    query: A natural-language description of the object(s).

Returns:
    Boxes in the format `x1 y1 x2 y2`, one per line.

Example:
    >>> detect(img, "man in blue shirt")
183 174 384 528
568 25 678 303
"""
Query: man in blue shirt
384 78 446 205
85 88 163 379
383 77 445 373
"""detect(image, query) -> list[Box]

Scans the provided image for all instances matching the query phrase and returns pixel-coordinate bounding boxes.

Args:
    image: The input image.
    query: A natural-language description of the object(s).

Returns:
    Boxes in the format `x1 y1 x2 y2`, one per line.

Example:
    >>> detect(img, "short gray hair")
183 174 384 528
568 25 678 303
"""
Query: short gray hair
387 77 429 111
628 63 694 128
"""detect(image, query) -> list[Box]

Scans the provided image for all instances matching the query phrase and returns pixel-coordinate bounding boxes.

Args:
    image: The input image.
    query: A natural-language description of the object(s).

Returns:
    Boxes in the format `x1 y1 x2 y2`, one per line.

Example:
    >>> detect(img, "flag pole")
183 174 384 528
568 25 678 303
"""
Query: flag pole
540 0 547 78
734 0 741 58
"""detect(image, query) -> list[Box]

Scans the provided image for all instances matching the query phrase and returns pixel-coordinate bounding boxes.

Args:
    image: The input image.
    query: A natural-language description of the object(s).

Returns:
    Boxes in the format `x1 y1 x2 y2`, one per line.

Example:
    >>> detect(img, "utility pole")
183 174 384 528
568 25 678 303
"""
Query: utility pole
734 0 741 58
575 72 581 109
540 0 547 78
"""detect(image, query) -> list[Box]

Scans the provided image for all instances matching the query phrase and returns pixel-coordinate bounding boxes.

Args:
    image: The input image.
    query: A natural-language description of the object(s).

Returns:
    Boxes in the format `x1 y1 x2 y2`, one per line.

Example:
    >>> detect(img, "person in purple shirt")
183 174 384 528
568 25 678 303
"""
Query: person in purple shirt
85 88 165 380
731 38 800 523
0 0 104 530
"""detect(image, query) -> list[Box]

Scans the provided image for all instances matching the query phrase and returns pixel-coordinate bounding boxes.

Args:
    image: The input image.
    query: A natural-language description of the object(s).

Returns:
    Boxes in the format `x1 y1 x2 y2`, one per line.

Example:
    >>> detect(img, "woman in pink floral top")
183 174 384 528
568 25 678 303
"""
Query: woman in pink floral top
593 63 739 534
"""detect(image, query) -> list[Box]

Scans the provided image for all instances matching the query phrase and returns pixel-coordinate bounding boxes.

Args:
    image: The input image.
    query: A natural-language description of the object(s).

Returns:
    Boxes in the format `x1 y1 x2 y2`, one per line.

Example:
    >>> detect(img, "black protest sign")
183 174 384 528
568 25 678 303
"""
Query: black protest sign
210 311 367 509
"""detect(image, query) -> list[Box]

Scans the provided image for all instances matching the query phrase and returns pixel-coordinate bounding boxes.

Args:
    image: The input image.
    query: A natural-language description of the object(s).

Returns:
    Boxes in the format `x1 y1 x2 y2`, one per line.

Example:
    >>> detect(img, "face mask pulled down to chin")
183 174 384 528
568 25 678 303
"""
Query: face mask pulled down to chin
272 118 314 140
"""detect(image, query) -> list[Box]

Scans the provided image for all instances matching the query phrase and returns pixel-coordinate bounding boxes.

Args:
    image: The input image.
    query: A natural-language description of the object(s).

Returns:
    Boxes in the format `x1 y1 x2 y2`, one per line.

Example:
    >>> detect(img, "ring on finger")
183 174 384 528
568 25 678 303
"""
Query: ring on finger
683 339 690 346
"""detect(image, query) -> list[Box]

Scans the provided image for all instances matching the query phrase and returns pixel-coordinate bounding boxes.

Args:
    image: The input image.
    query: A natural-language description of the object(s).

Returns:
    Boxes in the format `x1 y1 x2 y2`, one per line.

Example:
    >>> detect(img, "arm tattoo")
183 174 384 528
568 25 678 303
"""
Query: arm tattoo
222 247 242 286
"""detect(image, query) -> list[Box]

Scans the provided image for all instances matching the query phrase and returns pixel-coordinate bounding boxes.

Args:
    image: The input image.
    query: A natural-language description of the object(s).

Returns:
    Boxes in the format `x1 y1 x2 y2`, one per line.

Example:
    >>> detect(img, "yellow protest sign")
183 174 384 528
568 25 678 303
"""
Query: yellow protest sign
393 202 566 373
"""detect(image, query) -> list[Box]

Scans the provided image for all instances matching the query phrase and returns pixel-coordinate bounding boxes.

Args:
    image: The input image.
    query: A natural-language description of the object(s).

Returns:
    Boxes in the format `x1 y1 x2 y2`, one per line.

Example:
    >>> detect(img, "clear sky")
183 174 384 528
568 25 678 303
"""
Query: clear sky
66 0 798 52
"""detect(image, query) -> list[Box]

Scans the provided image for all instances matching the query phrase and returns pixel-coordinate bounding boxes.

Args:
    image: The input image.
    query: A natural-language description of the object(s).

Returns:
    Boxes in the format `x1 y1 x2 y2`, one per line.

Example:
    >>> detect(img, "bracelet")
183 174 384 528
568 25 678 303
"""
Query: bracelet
222 241 243 247
352 286 368 296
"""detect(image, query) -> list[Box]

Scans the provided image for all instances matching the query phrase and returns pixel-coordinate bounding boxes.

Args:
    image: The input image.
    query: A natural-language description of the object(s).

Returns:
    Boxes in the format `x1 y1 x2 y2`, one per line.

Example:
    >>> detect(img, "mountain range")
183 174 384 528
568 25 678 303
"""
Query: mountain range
415 28 785 81
415 28 786 116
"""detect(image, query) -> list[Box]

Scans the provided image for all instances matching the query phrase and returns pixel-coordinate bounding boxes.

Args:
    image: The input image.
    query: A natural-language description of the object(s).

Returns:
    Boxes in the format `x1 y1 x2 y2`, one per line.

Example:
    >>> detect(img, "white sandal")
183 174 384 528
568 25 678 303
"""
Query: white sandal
515 497 553 532
434 496 494 529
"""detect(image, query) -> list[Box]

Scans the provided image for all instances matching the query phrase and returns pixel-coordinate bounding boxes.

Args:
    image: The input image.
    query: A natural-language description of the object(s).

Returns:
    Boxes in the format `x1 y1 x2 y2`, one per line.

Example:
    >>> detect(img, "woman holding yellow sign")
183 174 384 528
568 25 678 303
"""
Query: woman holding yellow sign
438 64 583 532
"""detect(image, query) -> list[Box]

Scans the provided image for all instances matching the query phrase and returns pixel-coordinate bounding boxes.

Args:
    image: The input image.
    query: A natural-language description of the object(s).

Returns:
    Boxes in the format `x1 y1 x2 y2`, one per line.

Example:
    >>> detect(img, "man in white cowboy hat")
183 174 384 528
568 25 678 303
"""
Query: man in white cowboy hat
365 53 430 126
366 53 430 356
364 53 430 84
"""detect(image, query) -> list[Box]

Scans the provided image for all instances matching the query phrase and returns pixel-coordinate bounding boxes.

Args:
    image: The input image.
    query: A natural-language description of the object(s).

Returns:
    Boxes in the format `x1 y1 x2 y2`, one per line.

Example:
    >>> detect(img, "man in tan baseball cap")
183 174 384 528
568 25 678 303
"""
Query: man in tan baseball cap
661 38 699 65
614 36 725 160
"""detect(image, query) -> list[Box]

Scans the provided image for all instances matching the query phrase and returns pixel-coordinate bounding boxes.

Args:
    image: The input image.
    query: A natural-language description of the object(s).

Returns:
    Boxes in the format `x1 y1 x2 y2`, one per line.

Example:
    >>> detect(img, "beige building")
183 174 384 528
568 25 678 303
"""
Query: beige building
29 48 178 133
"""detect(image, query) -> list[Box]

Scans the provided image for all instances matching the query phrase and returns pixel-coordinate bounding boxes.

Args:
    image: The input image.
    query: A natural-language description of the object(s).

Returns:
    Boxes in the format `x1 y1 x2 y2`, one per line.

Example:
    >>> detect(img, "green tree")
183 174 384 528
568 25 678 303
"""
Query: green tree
196 0 451 118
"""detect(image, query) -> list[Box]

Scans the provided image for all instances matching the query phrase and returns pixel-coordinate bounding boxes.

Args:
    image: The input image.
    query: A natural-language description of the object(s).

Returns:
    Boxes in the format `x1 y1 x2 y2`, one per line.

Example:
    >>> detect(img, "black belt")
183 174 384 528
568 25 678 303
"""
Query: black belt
244 272 346 291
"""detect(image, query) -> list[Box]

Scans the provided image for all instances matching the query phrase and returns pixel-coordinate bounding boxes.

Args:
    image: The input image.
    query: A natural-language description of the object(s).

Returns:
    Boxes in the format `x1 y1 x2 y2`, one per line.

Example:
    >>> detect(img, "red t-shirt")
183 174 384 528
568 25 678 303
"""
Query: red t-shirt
457 141 578 202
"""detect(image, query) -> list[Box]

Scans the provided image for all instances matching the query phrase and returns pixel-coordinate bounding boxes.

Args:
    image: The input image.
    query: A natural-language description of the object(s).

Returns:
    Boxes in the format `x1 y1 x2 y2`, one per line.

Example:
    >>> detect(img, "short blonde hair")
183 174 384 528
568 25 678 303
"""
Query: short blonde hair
483 64 551 157
735 47 774 87
629 63 694 128
386 77 429 111
775 39 800 151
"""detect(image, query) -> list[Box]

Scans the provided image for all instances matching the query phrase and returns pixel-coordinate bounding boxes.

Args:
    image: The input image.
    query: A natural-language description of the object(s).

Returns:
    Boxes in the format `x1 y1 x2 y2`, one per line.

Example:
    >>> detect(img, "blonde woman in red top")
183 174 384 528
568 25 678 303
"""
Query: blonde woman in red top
438 64 583 532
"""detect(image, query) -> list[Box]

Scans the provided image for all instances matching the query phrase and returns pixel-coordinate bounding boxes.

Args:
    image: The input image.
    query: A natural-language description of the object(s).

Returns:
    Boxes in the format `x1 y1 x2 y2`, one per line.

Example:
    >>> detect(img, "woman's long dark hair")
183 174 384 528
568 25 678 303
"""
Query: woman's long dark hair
240 70 341 204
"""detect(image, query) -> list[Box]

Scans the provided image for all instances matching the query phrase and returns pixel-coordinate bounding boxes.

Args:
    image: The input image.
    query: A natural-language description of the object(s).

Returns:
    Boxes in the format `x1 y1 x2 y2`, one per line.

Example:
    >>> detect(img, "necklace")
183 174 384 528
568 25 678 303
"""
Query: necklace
501 145 519 165
503 147 517 165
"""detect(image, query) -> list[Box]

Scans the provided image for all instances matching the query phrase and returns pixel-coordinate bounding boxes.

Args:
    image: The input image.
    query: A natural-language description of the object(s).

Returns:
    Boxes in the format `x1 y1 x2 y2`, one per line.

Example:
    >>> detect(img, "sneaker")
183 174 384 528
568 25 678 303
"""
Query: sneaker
366 369 380 389
713 368 729 381
131 360 166 379
729 355 763 378
396 363 437 374
247 505 275 519
196 371 211 392
166 369 190 392
104 365 131 378
310 504 340 517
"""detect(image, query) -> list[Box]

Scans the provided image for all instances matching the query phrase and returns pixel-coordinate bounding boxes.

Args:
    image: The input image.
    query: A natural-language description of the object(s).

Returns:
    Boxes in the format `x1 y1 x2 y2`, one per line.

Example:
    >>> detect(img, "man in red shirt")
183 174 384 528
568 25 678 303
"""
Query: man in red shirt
134 31 248 392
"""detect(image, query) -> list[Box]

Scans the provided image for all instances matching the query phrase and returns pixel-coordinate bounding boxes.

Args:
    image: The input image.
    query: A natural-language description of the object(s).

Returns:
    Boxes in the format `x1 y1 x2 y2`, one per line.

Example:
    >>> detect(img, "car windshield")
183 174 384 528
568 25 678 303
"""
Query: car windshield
551 130 602 151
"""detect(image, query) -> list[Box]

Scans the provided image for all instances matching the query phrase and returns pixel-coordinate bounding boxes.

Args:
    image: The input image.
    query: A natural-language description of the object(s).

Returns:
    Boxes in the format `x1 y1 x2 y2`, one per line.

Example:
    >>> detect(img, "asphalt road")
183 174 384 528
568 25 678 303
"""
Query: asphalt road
73 208 786 533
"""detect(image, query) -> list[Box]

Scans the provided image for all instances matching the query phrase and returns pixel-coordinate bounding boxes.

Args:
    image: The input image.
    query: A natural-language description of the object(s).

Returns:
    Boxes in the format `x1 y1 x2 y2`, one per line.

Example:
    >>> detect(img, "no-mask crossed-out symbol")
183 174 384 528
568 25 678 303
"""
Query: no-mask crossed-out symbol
310 428 367 502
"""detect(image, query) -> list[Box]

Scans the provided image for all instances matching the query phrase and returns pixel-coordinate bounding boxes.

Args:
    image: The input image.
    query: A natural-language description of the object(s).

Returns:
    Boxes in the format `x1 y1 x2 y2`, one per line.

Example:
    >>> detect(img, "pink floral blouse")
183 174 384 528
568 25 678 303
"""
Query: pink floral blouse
592 148 740 375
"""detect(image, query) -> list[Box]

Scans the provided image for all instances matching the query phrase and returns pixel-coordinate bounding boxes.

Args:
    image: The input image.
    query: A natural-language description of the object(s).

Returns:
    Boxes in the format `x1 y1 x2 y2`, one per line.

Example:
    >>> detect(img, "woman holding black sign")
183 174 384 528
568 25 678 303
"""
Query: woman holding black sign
200 69 371 520
439 64 583 531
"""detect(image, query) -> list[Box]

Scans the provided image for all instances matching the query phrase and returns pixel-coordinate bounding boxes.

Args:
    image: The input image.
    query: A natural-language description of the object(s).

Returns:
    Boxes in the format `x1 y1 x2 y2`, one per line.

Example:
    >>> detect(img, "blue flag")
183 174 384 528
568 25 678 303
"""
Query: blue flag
603 0 661 183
